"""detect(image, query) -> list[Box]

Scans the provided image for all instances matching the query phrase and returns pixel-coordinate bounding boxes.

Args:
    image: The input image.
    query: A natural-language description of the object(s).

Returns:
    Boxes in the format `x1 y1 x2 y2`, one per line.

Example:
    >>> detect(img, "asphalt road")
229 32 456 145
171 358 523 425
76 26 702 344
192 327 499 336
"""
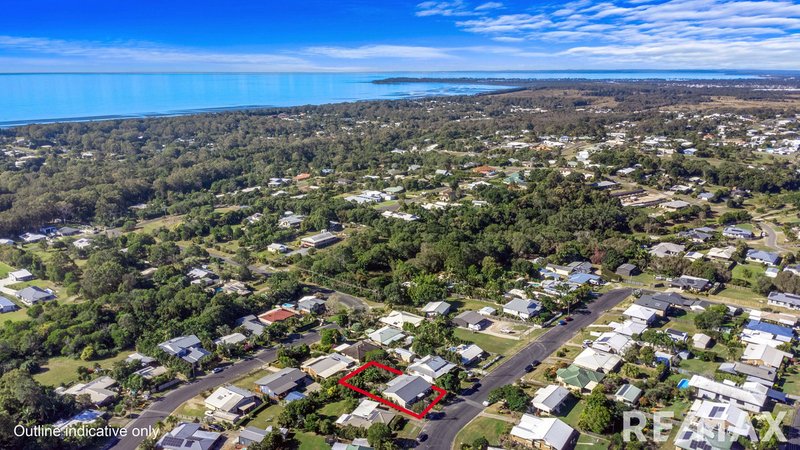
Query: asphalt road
110 326 332 450
418 288 632 450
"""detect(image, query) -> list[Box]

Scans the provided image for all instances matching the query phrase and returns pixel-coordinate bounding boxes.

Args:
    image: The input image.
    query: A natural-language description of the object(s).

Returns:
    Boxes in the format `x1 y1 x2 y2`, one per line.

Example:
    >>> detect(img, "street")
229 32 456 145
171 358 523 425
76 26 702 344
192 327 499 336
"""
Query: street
418 288 632 450
110 325 332 450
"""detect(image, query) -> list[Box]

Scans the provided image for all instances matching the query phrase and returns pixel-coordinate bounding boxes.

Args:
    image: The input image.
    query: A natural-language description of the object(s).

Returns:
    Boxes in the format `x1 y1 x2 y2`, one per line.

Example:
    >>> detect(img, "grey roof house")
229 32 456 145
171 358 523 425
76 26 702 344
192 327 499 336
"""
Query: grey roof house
254 367 310 399
158 335 210 364
383 374 431 408
15 286 55 306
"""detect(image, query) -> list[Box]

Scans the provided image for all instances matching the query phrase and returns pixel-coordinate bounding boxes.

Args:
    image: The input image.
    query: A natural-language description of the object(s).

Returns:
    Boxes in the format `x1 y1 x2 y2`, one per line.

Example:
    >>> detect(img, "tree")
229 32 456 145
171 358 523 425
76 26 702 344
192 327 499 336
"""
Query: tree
578 387 613 433
694 304 728 332
367 422 393 448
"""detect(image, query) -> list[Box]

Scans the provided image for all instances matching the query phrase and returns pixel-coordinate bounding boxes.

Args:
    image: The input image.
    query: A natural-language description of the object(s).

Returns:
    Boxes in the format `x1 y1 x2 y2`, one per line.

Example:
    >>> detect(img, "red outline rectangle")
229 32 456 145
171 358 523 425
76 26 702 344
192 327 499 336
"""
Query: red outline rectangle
338 361 447 419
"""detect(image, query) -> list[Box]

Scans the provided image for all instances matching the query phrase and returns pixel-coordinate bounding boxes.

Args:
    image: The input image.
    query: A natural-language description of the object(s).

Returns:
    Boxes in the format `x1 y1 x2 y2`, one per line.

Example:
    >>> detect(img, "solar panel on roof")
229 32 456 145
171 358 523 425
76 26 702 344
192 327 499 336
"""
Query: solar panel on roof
160 436 185 447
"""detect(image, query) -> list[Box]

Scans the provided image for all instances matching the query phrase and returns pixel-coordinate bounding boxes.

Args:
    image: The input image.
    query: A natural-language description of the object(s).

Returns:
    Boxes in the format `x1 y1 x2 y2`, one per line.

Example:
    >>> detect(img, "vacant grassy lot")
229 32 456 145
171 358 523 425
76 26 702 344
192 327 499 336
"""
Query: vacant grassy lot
246 403 285 429
454 416 509 449
34 351 130 386
453 327 522 355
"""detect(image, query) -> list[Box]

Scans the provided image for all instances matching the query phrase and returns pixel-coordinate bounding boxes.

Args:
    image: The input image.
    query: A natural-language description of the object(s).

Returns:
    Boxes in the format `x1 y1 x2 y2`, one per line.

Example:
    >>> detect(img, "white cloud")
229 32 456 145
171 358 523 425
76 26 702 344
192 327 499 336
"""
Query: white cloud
435 0 800 68
305 45 455 59
0 35 326 71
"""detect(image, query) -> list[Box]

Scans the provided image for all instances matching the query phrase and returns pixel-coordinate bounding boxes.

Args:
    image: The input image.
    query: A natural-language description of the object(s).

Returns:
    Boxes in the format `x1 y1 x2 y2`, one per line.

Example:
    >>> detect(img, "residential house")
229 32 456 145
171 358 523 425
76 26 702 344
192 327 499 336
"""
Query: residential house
622 304 659 325
158 335 210 365
204 385 261 418
0 297 18 313
236 315 266 336
670 275 712 292
692 333 713 349
591 332 632 354
556 364 605 392
156 422 221 450
408 355 456 383
213 333 247 347
448 344 484 366
258 308 298 325
380 310 424 328
610 320 648 337
254 368 310 400
687 375 768 413
267 243 289 253
719 362 778 386
573 347 622 373
368 326 406 346
15 286 55 306
238 426 288 447
674 400 757 450
509 415 578 450
73 238 93 250
665 328 689 343
660 200 691 211
615 263 639 277
452 311 491 331
634 295 671 317
278 214 305 229
531 385 571 415
335 399 396 429
707 246 737 261
741 343 791 369
746 249 781 266
420 301 451 317
340 340 381 363
614 384 642 405
59 376 118 406
220 281 252 296
301 353 356 379
383 375 431 408
723 226 755 239
649 242 685 258
741 320 794 347
297 296 326 314
9 269 33 282
767 291 800 311
300 231 339 248
502 298 541 319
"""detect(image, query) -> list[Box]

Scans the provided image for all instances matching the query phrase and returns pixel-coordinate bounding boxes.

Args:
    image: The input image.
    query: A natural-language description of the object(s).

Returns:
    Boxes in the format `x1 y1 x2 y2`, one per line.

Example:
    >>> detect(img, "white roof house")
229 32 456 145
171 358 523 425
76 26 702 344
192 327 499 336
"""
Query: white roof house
335 399 396 429
591 332 632 354
687 375 768 413
449 343 484 366
707 246 737 260
573 347 622 373
649 242 685 258
622 304 659 325
301 353 356 379
510 415 577 450
408 355 456 383
741 343 791 369
368 326 406 346
213 332 247 346
502 298 541 319
383 375 431 408
9 268 33 281
380 310 424 328
675 399 757 450
204 385 260 414
530 385 571 415
610 320 649 337
60 376 118 406
420 301 451 316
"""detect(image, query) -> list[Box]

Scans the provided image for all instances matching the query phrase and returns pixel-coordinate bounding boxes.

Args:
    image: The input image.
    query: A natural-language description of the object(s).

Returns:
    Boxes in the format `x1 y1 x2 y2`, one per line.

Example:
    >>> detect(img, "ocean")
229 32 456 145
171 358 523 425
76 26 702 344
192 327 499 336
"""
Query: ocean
0 70 770 126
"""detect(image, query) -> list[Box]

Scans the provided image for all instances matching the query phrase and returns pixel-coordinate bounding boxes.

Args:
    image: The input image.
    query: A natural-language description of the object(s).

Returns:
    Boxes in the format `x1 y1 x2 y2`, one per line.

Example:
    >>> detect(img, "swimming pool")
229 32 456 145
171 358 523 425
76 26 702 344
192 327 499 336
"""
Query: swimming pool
677 378 690 389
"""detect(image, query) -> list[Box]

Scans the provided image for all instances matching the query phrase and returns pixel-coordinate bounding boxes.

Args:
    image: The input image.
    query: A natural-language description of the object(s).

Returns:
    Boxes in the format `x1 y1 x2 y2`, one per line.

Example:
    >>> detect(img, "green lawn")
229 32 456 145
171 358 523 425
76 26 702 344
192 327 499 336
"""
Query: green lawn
233 369 269 390
175 397 206 419
295 431 328 449
33 351 131 386
454 416 509 449
246 403 285 429
318 399 350 418
780 365 800 396
576 435 610 449
0 306 31 323
0 262 13 278
396 419 422 440
557 396 585 429
453 328 521 355
677 357 719 378
732 263 765 283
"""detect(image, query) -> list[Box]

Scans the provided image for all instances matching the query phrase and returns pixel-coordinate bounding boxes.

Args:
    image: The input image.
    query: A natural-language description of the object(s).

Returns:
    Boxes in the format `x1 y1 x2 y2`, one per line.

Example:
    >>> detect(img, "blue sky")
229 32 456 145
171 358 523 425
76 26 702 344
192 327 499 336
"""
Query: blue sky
1 0 800 71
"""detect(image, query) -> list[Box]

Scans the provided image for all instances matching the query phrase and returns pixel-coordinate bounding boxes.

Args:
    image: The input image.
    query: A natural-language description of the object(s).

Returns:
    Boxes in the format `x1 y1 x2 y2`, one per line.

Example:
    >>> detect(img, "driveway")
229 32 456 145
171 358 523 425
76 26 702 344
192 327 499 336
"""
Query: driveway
110 325 333 450
418 288 632 450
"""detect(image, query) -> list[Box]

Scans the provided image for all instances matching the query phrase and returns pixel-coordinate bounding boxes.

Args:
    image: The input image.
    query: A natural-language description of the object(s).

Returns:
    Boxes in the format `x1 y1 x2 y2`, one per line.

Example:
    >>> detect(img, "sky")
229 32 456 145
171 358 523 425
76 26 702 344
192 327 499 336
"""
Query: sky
1 0 800 72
